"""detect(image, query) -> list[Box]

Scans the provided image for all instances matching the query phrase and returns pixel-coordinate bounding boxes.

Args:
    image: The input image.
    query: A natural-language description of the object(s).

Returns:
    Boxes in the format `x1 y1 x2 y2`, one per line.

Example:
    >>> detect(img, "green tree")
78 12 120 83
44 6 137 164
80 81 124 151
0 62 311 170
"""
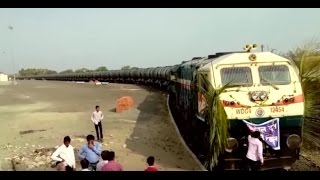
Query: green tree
121 66 131 70
46 69 58 74
74 68 91 73
197 73 229 170
95 66 108 71
60 69 74 74
282 38 320 147
19 68 25 76
18 68 57 76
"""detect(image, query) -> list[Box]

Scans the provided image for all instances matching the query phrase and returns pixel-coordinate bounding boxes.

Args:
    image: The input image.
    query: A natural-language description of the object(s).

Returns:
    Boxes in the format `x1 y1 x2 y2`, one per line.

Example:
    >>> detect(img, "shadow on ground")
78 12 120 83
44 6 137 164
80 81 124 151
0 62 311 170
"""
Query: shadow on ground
124 85 198 170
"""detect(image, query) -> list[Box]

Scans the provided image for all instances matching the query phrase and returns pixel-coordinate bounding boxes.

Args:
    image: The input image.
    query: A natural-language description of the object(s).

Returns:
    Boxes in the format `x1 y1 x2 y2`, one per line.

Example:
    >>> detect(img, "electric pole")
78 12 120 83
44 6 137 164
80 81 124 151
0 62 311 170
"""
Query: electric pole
8 25 16 85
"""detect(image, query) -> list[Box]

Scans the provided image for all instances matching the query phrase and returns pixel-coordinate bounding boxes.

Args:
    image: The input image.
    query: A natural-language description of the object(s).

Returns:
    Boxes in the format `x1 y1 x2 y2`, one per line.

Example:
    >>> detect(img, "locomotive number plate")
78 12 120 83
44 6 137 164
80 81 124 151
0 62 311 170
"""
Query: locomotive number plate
235 108 251 115
270 106 285 113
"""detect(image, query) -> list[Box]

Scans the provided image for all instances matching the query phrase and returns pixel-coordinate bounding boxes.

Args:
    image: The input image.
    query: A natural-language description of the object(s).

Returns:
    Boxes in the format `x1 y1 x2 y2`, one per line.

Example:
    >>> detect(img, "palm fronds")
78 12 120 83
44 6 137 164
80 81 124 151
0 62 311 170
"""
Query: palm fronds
283 38 320 118
197 73 229 170
282 38 320 146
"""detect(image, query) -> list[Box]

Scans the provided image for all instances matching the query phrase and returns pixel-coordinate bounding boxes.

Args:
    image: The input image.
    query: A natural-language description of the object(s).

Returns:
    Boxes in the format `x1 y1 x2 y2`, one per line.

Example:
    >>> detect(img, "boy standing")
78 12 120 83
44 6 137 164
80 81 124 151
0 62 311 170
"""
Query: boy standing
144 156 158 171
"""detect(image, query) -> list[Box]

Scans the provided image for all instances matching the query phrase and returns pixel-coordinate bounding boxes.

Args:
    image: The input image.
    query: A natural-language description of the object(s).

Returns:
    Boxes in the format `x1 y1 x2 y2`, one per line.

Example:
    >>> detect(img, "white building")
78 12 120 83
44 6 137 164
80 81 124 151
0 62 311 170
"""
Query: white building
0 73 8 82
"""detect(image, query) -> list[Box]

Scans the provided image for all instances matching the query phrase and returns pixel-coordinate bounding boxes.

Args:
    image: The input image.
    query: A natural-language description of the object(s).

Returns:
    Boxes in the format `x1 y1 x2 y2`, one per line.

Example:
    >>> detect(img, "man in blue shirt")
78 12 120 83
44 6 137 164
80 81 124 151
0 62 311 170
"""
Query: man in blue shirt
78 134 101 171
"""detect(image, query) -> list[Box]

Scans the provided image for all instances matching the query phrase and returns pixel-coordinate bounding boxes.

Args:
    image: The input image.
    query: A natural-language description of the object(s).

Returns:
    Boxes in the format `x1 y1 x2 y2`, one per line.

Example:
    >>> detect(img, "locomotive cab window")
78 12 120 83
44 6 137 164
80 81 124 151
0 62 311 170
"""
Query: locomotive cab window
259 65 291 85
220 67 253 86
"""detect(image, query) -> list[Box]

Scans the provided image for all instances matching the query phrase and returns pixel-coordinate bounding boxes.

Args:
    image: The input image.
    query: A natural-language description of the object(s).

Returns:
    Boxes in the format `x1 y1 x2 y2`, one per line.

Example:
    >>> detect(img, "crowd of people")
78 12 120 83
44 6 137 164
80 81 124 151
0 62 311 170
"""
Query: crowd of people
50 104 263 171
50 105 158 171
51 134 158 171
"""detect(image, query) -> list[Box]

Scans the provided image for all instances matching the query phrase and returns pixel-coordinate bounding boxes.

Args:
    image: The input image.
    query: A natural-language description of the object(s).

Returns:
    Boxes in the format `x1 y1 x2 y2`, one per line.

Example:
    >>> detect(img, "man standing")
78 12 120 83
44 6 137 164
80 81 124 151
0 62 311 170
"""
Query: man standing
78 134 101 171
91 105 104 141
246 131 264 171
51 136 76 171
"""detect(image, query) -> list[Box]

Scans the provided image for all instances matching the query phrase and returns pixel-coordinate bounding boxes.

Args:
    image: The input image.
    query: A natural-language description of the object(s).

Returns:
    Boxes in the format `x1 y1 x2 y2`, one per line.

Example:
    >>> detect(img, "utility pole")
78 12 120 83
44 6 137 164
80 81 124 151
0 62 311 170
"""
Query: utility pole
8 25 16 85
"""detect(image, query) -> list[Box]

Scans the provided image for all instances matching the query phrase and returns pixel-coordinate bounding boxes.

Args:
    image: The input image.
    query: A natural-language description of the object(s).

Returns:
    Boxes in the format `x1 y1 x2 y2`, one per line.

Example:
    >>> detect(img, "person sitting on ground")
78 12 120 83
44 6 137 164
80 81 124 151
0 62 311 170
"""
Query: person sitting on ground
246 131 264 171
78 134 101 171
81 159 90 171
51 136 76 171
96 150 109 171
144 156 158 171
101 151 123 171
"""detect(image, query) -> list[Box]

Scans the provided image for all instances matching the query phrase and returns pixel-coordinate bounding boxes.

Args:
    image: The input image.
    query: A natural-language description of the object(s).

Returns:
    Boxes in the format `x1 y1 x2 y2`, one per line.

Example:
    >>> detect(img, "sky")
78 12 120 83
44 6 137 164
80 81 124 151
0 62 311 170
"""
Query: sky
0 8 319 73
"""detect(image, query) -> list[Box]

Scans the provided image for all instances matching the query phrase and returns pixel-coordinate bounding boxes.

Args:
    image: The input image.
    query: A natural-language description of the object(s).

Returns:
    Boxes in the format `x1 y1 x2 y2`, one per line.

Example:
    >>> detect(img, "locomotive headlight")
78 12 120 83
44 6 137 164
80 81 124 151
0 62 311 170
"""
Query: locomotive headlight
250 91 268 101
286 134 302 149
251 92 260 101
259 91 268 101
225 137 238 153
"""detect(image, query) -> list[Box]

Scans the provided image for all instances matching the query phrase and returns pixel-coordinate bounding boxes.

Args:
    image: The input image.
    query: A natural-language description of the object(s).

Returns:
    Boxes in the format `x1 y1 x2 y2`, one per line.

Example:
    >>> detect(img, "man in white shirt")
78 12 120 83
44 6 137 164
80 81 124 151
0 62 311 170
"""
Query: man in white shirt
96 150 109 171
51 136 76 171
91 105 104 141
246 131 264 171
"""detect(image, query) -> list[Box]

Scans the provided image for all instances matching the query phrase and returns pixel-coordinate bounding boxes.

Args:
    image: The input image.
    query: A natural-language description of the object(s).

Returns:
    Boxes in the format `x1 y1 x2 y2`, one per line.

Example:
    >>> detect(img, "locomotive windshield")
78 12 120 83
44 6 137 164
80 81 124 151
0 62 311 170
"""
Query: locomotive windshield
259 65 291 85
220 67 253 86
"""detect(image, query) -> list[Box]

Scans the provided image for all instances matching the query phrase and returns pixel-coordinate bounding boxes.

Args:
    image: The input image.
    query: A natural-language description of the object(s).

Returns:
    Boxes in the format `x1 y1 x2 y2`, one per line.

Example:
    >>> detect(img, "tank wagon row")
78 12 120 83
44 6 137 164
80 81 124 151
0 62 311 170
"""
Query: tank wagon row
19 66 176 88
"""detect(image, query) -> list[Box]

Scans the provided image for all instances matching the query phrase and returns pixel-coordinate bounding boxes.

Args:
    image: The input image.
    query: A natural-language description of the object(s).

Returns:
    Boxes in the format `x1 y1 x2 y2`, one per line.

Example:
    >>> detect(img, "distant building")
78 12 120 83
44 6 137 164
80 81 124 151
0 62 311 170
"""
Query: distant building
0 73 8 82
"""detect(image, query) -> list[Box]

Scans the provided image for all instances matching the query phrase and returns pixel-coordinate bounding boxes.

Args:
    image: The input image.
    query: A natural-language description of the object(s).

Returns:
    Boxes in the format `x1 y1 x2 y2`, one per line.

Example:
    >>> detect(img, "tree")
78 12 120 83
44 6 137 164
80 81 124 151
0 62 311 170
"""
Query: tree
197 73 229 170
18 68 57 76
121 66 131 70
282 38 320 147
46 70 58 74
74 68 91 73
95 66 108 72
19 68 25 76
60 69 73 74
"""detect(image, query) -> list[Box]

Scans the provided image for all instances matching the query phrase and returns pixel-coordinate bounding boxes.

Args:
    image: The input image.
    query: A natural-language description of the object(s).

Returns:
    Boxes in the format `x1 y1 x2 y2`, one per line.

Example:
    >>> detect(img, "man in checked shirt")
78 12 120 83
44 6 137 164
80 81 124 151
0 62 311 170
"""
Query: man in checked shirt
101 151 123 171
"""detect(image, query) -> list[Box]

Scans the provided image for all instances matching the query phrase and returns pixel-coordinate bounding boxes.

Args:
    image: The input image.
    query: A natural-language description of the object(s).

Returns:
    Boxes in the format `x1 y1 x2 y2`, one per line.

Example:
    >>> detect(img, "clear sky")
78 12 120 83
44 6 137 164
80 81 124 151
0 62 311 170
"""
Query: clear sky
0 8 319 73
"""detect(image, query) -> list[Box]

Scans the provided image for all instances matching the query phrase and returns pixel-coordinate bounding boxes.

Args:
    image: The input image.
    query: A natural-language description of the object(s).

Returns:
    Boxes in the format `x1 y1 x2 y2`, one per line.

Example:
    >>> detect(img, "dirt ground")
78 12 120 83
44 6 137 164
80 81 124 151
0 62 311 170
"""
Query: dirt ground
0 80 319 171
0 80 202 171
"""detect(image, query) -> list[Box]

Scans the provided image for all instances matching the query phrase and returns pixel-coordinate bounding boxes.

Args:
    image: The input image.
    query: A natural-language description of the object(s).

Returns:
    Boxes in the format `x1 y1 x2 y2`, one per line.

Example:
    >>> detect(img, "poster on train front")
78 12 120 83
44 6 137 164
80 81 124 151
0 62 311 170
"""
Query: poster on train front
242 118 280 150
197 92 207 121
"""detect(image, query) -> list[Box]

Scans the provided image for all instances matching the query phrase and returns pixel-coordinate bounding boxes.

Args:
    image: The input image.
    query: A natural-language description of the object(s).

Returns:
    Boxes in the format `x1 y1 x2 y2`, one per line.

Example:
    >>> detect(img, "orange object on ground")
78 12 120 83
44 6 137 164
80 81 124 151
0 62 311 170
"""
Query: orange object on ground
116 96 134 113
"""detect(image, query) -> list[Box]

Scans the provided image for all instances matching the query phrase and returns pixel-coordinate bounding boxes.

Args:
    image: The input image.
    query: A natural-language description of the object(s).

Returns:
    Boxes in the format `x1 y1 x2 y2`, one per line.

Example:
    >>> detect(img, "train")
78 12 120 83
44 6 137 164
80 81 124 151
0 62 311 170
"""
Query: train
17 45 304 171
